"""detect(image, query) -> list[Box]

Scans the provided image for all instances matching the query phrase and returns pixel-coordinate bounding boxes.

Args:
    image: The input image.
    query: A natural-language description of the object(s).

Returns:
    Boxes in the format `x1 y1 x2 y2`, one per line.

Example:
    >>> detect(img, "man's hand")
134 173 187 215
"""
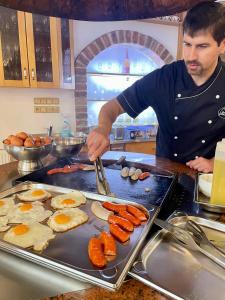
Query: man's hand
186 157 214 173
87 127 110 161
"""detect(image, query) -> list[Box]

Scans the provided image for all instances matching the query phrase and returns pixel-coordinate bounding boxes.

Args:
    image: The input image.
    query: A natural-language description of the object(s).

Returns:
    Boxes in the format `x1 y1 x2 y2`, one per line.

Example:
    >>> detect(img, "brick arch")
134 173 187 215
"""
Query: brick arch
74 30 174 133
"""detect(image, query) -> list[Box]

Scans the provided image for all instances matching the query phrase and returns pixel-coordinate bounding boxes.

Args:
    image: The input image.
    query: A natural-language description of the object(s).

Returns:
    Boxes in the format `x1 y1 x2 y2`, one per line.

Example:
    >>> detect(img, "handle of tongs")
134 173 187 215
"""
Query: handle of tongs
187 220 225 257
94 157 111 195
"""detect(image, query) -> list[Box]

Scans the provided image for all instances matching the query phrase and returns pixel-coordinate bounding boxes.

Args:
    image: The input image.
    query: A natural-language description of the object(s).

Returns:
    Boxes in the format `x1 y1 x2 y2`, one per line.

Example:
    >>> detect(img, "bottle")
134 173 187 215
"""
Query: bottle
123 49 130 74
60 114 72 137
210 140 225 205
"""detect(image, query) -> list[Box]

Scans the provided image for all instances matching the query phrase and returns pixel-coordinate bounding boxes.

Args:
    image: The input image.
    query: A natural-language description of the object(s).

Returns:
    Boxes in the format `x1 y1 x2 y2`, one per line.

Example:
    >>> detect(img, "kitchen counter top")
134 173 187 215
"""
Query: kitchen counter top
110 137 156 144
0 151 196 300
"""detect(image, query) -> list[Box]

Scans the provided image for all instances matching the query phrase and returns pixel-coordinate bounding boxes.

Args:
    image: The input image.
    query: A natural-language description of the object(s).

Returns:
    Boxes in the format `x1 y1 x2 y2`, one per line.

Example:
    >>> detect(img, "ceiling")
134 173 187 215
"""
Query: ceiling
0 0 214 21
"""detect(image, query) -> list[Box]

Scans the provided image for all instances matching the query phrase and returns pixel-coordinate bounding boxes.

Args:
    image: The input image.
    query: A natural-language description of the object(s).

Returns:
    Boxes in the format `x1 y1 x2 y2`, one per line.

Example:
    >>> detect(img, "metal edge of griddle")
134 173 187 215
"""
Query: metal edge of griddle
0 181 159 291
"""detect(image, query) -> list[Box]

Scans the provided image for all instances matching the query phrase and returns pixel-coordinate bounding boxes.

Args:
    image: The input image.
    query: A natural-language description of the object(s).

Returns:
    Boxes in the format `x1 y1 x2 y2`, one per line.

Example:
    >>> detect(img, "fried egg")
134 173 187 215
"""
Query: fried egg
0 216 10 232
47 208 88 232
17 189 51 202
3 223 55 251
0 196 15 216
51 191 86 209
7 201 52 224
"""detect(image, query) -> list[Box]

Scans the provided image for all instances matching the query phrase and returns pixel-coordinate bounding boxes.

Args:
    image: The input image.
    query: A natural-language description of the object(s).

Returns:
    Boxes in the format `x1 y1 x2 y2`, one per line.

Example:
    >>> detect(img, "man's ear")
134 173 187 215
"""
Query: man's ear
219 38 225 55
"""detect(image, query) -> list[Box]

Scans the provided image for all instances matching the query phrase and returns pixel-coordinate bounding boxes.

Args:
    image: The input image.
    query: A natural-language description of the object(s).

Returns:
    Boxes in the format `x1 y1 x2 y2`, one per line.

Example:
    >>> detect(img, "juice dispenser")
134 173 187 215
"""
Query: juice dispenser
210 140 225 205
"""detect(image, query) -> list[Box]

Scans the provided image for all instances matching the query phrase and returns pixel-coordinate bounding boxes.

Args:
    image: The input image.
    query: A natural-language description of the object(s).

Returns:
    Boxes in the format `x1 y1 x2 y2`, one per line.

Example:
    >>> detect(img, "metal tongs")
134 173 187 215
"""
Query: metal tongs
155 218 225 269
94 157 113 196
186 220 225 256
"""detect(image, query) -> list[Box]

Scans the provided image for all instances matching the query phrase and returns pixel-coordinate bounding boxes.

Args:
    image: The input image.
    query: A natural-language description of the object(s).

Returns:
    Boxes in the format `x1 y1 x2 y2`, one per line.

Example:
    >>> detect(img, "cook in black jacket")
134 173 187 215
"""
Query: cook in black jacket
87 1 225 173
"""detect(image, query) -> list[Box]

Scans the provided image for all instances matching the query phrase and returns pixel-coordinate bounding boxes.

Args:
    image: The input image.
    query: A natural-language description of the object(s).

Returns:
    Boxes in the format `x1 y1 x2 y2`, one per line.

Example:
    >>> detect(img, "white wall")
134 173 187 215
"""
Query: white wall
0 88 75 142
74 20 179 59
0 20 179 142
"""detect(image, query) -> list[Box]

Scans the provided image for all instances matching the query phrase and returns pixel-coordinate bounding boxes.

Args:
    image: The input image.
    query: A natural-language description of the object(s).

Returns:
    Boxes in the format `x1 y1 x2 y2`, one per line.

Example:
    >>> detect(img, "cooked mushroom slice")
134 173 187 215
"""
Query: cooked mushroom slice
121 167 129 178
131 169 142 181
128 167 136 177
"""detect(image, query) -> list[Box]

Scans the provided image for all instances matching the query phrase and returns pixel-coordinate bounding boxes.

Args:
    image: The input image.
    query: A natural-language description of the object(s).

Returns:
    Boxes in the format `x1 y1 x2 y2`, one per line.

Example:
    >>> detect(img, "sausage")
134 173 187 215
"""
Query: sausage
47 165 79 175
99 231 116 256
47 167 64 175
88 237 106 268
127 205 148 221
62 165 79 173
108 215 134 232
109 223 130 243
138 172 150 180
103 202 127 213
118 210 141 226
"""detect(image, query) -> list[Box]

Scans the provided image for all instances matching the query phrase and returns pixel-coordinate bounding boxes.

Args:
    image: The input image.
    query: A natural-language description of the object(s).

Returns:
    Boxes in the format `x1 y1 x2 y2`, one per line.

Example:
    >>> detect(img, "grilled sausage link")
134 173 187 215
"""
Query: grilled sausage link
127 205 148 221
138 172 150 180
88 237 106 267
109 223 130 243
103 202 127 213
108 215 134 232
118 210 141 226
99 231 116 256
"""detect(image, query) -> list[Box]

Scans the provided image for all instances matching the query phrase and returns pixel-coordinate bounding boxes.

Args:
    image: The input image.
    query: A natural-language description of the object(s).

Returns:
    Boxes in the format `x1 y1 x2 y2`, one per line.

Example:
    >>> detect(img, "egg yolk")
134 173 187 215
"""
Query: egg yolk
62 199 76 205
55 214 71 224
20 203 33 211
13 224 29 235
31 189 45 196
0 200 4 207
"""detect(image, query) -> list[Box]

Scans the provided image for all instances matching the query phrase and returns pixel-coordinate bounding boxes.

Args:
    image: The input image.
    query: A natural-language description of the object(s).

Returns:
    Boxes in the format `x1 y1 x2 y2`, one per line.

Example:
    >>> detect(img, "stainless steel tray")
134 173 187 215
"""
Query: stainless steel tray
129 215 225 300
195 173 225 213
0 181 158 291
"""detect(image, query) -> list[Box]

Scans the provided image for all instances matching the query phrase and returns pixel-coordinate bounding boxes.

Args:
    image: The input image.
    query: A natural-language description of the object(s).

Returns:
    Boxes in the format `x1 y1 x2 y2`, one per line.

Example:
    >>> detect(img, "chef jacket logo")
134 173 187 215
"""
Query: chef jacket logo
218 107 225 119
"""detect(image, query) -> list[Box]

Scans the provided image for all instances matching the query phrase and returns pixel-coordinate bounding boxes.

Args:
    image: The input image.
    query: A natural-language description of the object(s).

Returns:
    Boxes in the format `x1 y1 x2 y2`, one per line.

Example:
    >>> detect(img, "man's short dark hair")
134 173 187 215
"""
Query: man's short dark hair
183 1 225 45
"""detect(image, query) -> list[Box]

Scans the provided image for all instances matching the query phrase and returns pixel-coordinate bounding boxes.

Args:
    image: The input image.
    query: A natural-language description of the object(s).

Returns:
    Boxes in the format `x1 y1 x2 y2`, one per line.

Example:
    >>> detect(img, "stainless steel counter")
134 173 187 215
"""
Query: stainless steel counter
0 151 157 300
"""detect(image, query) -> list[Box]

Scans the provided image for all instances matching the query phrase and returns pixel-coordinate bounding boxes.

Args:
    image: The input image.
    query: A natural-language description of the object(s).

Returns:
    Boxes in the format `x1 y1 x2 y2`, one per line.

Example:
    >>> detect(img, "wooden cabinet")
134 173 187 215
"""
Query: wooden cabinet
0 7 74 88
57 18 75 89
110 140 156 155
0 9 29 87
25 13 59 88
125 141 156 155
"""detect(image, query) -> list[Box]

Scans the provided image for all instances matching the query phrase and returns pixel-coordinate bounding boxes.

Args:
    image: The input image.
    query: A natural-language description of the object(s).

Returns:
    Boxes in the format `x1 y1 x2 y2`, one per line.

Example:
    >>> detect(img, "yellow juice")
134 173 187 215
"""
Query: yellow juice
210 158 225 206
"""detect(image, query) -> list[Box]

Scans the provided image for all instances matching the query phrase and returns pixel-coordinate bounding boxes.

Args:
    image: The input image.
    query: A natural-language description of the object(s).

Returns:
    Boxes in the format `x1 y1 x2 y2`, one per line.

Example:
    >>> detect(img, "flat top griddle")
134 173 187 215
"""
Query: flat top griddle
15 158 176 211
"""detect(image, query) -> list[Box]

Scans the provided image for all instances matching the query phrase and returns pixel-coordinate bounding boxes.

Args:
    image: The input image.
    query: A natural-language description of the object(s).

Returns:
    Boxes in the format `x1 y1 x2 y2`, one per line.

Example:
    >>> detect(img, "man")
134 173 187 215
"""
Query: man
87 1 225 173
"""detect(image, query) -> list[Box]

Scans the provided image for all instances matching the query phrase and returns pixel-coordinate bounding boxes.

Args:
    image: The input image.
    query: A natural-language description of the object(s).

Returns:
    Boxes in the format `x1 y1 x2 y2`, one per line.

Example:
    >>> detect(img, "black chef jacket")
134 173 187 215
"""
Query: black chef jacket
117 59 225 163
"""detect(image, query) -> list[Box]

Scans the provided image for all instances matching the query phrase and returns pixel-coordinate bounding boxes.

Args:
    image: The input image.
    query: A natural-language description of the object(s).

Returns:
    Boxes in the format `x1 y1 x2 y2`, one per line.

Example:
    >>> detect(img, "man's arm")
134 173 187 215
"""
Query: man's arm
87 98 125 161
186 157 214 173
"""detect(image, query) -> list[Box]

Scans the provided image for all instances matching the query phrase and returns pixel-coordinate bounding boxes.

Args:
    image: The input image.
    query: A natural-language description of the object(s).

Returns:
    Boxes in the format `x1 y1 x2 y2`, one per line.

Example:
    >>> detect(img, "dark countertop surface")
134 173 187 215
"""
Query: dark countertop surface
0 151 196 300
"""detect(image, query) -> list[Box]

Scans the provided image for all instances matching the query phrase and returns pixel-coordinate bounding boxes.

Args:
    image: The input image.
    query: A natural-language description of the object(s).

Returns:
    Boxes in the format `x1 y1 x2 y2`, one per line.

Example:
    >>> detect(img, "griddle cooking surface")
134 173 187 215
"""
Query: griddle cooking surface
16 160 175 209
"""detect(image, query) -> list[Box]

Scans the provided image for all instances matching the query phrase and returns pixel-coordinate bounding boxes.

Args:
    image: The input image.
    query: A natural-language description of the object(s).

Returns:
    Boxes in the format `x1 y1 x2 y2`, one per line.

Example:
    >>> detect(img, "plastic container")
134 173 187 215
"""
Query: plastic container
210 140 225 205
60 115 73 137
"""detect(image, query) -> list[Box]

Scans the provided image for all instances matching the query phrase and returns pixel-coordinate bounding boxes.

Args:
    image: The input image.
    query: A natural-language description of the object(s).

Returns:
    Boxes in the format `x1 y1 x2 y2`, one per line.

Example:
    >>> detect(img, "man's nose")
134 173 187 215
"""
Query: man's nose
188 47 198 61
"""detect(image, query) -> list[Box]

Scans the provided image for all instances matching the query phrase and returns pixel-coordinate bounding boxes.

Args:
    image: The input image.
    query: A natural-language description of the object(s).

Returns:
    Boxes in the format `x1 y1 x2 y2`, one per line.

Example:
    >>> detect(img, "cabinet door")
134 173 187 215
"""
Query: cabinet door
57 18 75 89
25 13 60 88
0 7 29 87
125 141 156 154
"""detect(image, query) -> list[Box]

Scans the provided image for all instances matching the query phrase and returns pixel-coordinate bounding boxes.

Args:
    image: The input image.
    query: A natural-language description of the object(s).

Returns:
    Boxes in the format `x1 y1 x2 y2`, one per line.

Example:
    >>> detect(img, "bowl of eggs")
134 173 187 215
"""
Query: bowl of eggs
51 136 86 158
3 132 53 173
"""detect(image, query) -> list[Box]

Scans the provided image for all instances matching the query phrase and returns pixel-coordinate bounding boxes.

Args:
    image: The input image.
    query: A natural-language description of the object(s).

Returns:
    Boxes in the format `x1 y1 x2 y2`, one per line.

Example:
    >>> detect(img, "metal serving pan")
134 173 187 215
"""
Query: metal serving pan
195 173 225 214
129 215 225 300
0 181 158 291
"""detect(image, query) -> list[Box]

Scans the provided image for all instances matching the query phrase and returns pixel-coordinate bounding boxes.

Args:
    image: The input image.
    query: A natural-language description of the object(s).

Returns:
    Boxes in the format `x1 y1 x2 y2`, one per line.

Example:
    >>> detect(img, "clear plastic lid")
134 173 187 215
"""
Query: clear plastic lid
215 140 225 161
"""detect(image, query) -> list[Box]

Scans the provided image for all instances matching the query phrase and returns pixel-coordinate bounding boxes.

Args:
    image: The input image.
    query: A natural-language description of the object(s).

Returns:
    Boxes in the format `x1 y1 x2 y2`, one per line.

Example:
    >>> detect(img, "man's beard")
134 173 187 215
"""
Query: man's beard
185 60 203 76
